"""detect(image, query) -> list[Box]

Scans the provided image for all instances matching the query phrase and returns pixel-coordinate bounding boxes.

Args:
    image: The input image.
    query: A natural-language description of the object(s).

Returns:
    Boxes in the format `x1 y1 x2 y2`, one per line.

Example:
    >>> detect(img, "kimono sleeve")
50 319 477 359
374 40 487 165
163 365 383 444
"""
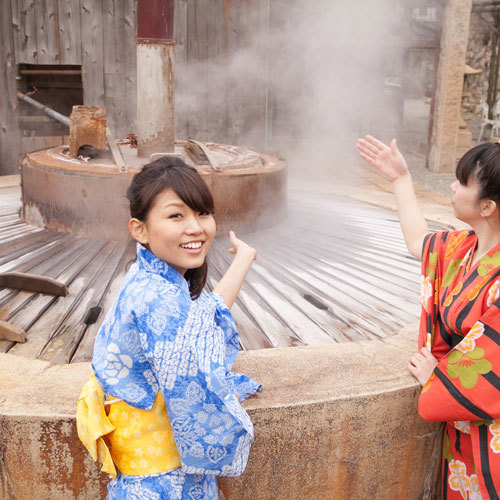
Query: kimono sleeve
419 295 500 422
419 230 449 353
211 292 262 402
136 290 256 477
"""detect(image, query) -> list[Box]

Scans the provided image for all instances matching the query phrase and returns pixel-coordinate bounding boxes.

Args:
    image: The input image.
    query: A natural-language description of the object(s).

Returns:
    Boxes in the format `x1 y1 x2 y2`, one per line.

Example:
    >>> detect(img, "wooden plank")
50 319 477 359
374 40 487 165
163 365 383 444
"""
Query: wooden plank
206 0 228 142
0 0 22 176
0 225 42 243
0 228 58 257
208 241 297 347
80 0 105 105
72 240 135 362
186 0 209 139
5 240 109 356
0 218 24 230
0 320 25 343
58 0 82 64
21 135 64 154
102 0 127 138
0 186 22 215
35 0 61 64
0 272 68 296
0 230 45 249
266 243 401 338
10 0 22 62
250 260 356 343
211 239 334 346
0 239 101 353
226 0 267 147
0 234 73 272
17 0 37 63
174 0 189 138
0 238 90 320
38 241 128 363
225 0 247 144
206 274 272 350
123 0 137 135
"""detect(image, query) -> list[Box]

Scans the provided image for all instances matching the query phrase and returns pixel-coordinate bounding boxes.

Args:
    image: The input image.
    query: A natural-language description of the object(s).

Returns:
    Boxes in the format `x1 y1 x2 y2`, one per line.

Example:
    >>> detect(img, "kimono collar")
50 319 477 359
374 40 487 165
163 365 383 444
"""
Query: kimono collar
135 243 190 293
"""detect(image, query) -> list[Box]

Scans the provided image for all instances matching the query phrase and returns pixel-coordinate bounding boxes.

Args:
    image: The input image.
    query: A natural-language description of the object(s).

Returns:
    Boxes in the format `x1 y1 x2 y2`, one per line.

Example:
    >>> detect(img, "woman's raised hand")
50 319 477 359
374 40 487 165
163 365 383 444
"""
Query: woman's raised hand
227 231 257 262
356 136 409 182
214 231 257 308
356 135 427 260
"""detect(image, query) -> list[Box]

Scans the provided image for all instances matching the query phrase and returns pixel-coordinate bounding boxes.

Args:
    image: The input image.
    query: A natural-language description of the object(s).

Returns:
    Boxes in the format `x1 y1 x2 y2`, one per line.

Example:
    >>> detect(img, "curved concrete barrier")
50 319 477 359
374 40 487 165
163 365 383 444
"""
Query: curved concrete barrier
0 323 441 500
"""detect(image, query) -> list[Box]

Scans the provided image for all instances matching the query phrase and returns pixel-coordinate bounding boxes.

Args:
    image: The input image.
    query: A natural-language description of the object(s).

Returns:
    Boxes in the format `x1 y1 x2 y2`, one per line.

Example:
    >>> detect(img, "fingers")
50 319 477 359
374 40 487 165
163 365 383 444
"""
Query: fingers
420 348 435 360
356 142 378 166
228 230 243 254
228 230 238 246
358 152 376 165
409 350 428 368
356 138 380 156
407 362 417 376
365 135 388 150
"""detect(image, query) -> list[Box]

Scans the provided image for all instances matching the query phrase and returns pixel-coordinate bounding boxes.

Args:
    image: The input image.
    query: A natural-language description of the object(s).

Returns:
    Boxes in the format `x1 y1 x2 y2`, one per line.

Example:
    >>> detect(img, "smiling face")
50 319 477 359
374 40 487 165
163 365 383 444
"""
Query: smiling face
129 188 216 276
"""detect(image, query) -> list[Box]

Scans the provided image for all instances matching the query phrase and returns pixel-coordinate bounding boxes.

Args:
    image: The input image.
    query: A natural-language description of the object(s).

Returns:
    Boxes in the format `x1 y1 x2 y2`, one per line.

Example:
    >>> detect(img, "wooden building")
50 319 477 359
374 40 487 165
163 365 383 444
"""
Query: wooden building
0 0 485 176
0 0 271 175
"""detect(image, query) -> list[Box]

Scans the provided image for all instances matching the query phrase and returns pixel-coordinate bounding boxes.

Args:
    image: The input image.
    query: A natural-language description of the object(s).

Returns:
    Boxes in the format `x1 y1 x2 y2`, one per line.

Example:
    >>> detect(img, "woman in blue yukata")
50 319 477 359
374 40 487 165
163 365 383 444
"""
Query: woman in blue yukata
77 156 262 500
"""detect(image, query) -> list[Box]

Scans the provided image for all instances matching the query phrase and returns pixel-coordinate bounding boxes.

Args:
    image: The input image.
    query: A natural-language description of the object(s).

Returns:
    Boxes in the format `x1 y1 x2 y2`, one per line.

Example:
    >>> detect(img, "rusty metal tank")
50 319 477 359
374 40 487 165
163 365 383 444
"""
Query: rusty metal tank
20 140 287 240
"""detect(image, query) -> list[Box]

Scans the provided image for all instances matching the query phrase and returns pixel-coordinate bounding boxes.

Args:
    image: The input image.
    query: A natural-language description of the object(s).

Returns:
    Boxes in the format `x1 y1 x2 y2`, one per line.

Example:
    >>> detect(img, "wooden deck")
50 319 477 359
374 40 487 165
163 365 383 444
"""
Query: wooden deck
0 185 422 363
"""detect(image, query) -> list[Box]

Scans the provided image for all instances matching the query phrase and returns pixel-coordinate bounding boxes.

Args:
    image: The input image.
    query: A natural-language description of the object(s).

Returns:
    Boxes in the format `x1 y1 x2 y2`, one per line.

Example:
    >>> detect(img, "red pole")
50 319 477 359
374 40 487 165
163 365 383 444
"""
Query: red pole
137 0 174 41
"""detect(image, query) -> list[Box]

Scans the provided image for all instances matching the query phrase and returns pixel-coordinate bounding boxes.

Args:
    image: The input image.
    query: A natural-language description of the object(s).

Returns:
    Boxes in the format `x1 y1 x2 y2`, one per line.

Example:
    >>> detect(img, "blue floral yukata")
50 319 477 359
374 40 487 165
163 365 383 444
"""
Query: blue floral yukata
92 243 262 499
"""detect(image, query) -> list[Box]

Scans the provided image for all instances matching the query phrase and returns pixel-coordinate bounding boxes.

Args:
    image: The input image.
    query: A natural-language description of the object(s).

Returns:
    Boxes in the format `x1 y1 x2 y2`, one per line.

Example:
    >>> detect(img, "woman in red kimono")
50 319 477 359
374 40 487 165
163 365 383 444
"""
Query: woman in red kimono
357 136 500 500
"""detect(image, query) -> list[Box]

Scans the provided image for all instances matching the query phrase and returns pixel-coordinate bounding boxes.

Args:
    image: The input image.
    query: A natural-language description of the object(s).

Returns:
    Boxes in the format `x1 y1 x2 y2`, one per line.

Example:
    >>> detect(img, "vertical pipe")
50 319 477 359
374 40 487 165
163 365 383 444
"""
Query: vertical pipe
136 0 175 157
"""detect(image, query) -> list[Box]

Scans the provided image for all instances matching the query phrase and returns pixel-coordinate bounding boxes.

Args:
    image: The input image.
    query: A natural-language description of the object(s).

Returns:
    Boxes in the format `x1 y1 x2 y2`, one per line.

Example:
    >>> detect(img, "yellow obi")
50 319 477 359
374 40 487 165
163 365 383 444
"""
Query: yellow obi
77 375 181 478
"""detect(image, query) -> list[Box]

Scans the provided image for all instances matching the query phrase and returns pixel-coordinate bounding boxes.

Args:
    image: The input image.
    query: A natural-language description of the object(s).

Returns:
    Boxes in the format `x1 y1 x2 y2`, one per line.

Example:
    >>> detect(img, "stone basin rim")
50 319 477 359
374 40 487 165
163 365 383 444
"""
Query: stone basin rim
0 322 421 418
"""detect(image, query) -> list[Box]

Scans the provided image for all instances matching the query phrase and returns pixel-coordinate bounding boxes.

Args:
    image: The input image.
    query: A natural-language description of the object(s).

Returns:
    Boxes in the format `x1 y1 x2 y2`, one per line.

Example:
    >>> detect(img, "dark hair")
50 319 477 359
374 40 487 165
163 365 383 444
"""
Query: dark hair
126 156 215 299
456 143 500 206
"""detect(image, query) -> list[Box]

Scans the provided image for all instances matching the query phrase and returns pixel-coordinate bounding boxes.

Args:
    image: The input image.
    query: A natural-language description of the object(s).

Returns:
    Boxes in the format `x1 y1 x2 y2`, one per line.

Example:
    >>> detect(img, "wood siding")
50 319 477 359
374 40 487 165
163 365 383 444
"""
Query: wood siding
0 0 21 175
4 0 269 156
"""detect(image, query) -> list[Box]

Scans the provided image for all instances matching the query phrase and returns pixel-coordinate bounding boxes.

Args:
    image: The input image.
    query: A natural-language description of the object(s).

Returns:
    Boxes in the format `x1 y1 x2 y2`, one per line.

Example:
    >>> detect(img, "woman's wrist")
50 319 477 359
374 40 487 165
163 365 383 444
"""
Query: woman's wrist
393 170 412 187
235 246 257 263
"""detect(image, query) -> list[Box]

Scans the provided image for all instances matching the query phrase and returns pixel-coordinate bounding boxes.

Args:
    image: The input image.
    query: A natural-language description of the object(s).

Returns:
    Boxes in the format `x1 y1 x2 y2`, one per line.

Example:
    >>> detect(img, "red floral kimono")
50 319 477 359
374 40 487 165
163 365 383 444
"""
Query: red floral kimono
419 230 500 500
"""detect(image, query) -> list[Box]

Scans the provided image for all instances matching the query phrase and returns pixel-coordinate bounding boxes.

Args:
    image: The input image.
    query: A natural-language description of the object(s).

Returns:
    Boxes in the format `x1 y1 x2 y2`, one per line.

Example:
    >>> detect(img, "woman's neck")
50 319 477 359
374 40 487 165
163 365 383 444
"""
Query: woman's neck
470 218 500 266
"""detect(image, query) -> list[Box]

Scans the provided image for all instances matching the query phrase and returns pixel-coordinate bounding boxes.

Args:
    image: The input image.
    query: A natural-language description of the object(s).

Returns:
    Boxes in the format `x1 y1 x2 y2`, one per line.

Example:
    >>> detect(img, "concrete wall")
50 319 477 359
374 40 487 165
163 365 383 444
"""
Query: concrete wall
0 323 441 500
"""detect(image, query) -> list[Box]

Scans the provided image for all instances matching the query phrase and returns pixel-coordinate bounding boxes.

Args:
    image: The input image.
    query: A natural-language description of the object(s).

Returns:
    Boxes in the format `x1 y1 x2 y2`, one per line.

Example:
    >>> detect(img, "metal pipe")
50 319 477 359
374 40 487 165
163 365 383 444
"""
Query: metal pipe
17 91 70 127
136 0 175 157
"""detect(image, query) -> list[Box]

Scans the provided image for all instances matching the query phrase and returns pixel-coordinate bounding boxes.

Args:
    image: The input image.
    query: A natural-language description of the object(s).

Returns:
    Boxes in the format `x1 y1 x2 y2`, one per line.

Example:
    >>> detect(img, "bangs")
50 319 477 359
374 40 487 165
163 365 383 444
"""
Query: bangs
128 157 215 221
455 142 498 186
169 167 215 215
455 147 481 185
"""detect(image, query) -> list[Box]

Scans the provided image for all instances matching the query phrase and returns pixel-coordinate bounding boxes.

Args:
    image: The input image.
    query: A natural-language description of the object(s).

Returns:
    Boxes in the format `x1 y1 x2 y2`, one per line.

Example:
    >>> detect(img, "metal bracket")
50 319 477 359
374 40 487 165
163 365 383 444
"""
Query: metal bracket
186 138 221 171
149 152 186 163
106 127 127 172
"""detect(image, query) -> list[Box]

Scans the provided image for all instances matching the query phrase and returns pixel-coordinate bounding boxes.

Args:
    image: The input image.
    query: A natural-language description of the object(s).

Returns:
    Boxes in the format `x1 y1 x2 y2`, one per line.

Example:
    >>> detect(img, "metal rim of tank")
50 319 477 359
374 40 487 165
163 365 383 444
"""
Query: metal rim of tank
20 140 287 240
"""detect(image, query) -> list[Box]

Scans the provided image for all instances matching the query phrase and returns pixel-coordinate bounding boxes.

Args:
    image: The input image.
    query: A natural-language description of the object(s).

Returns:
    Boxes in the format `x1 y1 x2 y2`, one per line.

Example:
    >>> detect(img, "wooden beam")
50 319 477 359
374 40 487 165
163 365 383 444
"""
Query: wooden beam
0 0 22 175
0 320 26 343
0 272 68 296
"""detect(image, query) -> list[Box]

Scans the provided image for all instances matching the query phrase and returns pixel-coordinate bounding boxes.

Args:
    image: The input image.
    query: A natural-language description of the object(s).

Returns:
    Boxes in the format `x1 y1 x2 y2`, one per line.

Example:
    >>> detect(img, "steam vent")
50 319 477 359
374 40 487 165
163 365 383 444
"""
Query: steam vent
0 0 444 499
